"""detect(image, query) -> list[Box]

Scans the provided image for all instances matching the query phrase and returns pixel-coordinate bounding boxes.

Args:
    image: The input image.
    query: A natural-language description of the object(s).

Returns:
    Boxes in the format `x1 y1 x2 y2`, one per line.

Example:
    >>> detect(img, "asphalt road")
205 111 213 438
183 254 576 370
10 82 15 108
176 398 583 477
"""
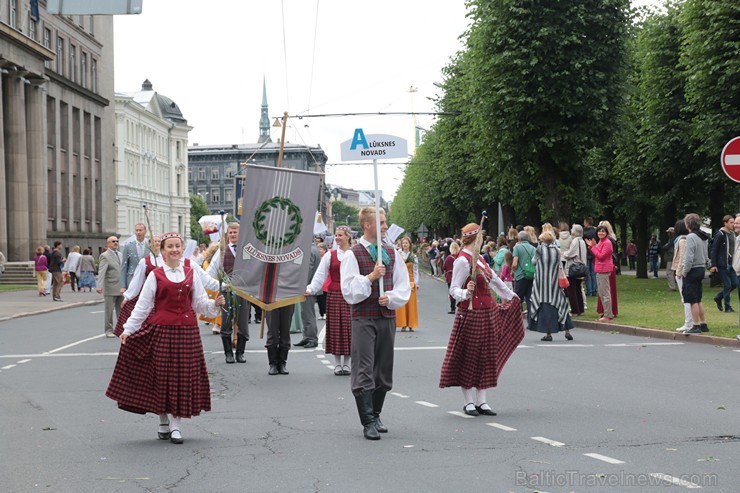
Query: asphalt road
1 276 739 492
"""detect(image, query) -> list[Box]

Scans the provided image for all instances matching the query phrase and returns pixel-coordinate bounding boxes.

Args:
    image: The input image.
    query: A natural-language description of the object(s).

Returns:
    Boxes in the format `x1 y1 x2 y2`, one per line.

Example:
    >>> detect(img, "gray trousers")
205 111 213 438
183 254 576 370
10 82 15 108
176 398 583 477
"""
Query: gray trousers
666 261 676 290
300 295 318 343
104 295 123 334
220 295 250 340
596 272 613 319
266 305 295 348
350 317 396 396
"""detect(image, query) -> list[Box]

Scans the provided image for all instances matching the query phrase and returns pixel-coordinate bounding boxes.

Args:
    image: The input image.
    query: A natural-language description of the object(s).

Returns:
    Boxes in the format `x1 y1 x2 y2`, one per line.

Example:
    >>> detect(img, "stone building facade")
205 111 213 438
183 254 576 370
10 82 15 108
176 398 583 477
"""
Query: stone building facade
114 80 191 239
1 2 114 260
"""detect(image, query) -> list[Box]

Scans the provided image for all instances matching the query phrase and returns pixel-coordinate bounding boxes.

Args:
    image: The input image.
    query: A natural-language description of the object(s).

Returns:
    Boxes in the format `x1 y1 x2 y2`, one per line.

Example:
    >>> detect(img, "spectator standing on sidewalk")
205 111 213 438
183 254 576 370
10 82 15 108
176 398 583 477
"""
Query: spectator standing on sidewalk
64 246 82 293
681 213 710 334
672 220 693 332
583 217 597 296
428 241 439 277
586 225 614 322
663 228 676 291
34 246 48 296
78 249 97 292
49 241 65 302
97 236 124 337
0 250 5 279
710 215 738 313
626 239 637 271
648 235 661 278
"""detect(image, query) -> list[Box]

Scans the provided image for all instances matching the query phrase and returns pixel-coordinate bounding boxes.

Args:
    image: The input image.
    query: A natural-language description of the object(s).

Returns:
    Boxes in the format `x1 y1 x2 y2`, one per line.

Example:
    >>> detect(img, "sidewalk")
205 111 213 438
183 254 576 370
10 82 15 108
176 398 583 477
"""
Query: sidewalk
0 288 104 321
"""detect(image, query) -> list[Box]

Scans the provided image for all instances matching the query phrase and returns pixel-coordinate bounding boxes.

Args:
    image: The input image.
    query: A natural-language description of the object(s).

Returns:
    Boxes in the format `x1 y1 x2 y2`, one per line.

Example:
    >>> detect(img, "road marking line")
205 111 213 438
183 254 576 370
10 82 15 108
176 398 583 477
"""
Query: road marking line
649 473 702 489
390 392 409 398
395 346 447 351
584 453 625 464
89 310 104 314
316 354 326 359
321 360 333 365
538 344 594 347
45 334 107 354
415 401 439 408
605 342 684 347
486 423 517 432
18 359 31 364
2 364 17 370
448 411 475 419
531 436 565 447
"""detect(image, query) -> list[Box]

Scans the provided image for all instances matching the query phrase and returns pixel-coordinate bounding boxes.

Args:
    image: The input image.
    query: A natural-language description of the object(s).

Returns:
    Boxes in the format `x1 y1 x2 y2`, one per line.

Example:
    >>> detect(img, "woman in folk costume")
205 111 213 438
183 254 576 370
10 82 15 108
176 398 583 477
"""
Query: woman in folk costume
440 222 524 417
528 231 574 341
113 236 162 337
106 232 224 444
395 236 420 332
199 242 223 335
305 226 353 375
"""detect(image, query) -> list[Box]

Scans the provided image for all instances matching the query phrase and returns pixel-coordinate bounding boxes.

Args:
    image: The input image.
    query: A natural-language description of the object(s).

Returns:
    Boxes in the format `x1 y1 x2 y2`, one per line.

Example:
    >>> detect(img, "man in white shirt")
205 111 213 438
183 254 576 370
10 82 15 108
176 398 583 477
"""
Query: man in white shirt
341 207 410 440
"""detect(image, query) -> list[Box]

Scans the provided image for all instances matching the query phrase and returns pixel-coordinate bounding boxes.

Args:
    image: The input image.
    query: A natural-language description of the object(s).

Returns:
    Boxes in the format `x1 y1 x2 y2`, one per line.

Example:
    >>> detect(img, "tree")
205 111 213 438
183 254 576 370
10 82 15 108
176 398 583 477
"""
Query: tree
190 194 212 245
330 200 360 230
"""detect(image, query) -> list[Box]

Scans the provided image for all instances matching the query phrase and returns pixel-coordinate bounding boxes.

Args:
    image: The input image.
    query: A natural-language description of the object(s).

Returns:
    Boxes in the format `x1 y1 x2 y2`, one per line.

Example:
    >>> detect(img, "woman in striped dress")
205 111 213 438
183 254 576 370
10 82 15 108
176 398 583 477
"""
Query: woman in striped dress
529 231 574 341
306 226 354 375
440 223 524 417
106 232 224 444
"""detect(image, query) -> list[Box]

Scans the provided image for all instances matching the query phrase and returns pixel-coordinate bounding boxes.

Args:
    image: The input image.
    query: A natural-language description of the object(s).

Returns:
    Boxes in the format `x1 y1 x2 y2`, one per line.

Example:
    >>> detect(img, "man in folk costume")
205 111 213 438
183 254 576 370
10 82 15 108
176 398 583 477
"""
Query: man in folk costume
120 224 151 292
341 207 410 440
439 222 524 417
206 222 250 364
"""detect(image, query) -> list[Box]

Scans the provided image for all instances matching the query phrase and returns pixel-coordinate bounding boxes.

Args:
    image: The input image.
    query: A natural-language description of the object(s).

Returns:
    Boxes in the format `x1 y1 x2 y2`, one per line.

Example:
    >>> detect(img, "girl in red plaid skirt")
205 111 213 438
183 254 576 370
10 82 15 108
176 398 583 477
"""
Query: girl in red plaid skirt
440 223 524 416
106 233 224 444
306 226 353 375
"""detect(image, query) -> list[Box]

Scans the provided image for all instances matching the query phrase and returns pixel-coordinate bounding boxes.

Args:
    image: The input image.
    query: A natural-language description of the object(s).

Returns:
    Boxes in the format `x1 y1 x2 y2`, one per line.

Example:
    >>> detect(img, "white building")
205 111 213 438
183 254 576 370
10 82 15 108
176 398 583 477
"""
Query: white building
114 80 192 238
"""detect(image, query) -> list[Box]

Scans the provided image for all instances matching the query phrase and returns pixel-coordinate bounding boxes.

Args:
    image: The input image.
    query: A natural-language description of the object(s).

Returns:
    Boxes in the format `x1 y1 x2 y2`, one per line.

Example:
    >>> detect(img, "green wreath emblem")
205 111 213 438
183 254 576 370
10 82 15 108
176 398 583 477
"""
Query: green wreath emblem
252 196 303 249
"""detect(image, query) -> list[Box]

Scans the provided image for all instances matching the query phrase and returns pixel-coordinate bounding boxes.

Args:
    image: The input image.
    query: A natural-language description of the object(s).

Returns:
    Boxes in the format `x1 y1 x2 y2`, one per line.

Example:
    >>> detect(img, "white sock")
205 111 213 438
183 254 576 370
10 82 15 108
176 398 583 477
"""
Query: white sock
475 389 491 410
334 355 342 366
343 356 351 369
462 388 474 408
159 414 169 425
170 416 182 434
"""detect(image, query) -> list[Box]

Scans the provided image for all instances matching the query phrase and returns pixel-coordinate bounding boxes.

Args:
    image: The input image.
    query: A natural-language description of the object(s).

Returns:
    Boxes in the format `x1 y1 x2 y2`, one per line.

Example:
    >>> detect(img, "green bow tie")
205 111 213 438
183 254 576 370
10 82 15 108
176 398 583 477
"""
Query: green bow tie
367 244 391 266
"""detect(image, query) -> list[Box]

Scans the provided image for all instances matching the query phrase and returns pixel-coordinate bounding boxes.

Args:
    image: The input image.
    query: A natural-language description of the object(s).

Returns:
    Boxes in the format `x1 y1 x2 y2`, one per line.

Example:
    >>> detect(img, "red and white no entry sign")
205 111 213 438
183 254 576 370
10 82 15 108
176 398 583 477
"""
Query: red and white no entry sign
721 136 740 183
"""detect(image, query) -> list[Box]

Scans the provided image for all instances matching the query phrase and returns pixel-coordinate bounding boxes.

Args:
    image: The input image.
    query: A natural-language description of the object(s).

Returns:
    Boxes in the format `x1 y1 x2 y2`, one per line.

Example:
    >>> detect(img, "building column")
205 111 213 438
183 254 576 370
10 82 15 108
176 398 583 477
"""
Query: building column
0 72 7 259
26 78 47 258
2 73 30 261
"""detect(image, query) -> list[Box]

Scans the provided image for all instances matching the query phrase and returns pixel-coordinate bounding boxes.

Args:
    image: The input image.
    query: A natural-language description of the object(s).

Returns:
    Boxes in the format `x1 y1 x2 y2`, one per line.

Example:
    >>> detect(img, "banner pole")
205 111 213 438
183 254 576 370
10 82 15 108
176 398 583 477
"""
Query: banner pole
373 158 384 296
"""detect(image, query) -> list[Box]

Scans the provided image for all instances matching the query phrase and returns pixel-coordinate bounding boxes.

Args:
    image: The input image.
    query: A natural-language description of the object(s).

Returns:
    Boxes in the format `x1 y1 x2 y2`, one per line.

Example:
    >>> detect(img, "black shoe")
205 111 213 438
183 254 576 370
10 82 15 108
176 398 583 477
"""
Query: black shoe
715 297 723 311
303 341 318 348
725 307 735 313
475 404 497 416
565 332 573 341
374 417 388 433
355 393 380 440
235 337 247 363
267 346 279 375
540 335 552 342
700 324 709 333
293 338 309 347
235 352 246 363
448 310 455 314
268 364 279 375
277 347 290 374
372 390 387 433
463 404 479 416
157 424 170 440
684 326 702 334
222 338 235 364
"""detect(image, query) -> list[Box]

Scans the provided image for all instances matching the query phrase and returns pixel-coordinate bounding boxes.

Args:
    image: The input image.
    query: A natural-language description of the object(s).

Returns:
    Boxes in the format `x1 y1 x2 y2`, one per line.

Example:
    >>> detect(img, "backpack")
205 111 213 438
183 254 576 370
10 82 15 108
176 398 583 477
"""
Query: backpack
521 247 536 280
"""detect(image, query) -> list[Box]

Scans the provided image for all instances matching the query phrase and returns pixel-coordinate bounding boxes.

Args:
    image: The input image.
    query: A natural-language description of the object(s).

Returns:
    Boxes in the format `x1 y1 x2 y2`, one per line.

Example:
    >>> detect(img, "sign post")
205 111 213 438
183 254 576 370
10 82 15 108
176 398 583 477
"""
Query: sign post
721 136 740 183
340 129 408 295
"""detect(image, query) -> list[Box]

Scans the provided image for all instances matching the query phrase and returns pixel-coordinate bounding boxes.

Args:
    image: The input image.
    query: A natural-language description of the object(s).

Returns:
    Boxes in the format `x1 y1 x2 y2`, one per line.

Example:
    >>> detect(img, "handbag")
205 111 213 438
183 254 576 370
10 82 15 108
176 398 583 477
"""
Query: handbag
558 267 570 289
567 238 588 278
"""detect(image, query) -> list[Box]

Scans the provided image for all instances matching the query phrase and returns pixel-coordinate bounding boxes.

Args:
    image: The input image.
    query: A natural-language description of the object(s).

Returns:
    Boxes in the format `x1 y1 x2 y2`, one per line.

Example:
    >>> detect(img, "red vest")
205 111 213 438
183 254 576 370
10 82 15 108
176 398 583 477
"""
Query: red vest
223 245 236 275
350 243 395 319
328 250 342 291
148 263 198 327
144 255 158 276
456 250 495 310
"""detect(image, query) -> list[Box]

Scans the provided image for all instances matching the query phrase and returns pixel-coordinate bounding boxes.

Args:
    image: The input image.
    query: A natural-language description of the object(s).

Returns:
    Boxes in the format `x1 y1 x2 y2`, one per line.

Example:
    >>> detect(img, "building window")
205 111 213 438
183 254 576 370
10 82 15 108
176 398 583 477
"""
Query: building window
211 189 220 203
225 189 233 202
225 167 233 179
188 169 192 181
43 27 51 68
198 168 205 180
176 141 181 160
69 45 77 83
9 0 17 29
80 53 87 88
211 168 219 180
91 58 98 93
28 17 37 41
57 37 65 75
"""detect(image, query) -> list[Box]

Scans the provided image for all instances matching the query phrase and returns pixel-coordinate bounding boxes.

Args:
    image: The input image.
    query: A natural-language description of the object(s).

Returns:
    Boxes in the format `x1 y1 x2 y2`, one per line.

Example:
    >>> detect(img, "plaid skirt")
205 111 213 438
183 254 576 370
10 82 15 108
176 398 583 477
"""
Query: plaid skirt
324 290 352 355
113 295 139 337
105 322 211 418
439 298 524 389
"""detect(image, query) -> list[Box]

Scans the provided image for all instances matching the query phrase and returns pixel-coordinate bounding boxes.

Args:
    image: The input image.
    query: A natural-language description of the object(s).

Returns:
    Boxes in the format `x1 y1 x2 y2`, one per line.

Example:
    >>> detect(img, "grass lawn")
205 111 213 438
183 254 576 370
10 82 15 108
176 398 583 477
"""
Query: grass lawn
585 275 739 339
0 285 35 292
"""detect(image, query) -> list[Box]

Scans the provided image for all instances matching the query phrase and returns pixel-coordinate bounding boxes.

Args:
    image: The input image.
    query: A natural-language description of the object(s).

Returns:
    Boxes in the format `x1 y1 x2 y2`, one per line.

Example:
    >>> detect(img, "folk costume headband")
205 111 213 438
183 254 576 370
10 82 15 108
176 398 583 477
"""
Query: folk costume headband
160 231 182 247
461 224 480 237
336 225 352 234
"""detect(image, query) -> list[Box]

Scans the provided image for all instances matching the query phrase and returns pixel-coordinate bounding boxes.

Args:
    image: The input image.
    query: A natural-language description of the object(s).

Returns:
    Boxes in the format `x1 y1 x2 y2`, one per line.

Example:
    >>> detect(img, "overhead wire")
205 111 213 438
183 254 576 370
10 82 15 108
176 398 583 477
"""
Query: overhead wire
281 0 291 110
307 0 320 112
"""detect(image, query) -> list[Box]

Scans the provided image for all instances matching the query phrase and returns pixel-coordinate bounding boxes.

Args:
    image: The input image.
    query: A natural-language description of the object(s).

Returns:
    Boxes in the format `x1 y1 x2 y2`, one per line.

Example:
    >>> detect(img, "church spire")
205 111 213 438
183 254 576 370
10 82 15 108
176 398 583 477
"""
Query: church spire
258 76 272 143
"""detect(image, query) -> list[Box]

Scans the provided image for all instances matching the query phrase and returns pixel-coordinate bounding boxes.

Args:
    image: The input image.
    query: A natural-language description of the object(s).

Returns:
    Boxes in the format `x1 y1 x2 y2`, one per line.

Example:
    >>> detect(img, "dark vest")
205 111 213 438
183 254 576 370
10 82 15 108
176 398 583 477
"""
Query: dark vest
456 250 495 310
350 243 395 319
223 245 236 275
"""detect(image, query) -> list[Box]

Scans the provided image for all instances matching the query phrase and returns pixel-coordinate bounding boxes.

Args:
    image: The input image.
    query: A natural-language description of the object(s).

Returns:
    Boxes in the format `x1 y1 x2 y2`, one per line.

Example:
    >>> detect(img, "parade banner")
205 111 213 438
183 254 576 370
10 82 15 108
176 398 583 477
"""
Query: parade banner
230 164 321 310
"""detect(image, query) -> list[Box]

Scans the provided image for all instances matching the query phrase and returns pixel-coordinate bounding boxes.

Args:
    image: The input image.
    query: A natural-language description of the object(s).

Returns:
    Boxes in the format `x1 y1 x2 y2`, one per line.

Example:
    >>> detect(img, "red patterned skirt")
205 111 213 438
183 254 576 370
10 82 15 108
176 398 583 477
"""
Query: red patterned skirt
113 295 139 337
324 289 352 355
106 322 211 418
439 298 524 389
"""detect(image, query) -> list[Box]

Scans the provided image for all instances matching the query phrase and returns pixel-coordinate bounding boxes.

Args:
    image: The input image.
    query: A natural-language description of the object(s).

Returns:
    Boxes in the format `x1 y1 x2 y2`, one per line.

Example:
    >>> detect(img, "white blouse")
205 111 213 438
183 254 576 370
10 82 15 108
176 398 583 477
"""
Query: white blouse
399 250 420 286
123 255 219 300
306 249 348 295
340 237 411 310
122 264 218 336
449 248 515 302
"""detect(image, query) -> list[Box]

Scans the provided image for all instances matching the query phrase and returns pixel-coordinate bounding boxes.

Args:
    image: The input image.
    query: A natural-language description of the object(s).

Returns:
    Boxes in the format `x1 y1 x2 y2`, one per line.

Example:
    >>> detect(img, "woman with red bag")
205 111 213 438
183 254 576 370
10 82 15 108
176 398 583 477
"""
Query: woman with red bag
528 231 574 341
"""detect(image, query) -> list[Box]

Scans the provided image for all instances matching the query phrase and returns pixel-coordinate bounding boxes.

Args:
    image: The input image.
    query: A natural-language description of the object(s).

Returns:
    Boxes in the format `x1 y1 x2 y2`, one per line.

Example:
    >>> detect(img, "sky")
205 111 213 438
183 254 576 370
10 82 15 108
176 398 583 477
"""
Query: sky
114 1 659 202
114 0 471 201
